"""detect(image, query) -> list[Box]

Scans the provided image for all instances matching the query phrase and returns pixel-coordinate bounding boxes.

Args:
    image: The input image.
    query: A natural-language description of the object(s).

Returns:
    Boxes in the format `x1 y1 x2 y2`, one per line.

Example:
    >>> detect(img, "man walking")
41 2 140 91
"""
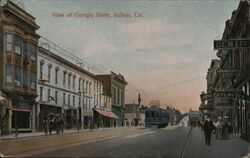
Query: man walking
203 117 214 146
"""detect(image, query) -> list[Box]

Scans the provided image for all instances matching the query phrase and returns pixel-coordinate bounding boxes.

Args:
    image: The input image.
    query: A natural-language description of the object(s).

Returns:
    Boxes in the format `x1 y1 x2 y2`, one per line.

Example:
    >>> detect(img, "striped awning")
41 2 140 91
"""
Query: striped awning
94 108 119 119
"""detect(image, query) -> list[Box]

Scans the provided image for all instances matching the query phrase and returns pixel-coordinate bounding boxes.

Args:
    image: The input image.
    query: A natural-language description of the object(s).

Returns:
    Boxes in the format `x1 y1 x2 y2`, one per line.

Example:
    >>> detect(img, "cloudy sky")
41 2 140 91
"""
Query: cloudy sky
16 0 238 113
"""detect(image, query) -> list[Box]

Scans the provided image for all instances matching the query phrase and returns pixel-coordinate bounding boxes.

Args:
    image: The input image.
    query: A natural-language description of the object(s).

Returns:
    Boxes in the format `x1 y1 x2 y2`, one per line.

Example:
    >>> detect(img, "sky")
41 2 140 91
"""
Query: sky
14 0 239 113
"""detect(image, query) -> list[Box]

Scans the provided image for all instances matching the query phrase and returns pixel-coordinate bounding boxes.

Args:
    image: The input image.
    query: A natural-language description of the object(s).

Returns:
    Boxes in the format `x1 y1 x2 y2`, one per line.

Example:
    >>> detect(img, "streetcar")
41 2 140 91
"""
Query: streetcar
145 106 169 128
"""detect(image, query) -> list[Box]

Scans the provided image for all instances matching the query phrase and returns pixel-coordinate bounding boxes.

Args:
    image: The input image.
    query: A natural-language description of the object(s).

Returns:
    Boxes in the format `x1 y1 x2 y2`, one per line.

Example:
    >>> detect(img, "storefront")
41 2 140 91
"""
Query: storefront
93 108 118 128
12 100 34 132
65 108 78 129
38 104 62 131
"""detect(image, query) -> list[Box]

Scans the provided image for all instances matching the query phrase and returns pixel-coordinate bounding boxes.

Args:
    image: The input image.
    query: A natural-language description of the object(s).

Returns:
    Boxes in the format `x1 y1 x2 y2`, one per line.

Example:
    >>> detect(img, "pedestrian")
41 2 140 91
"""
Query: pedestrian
203 117 214 146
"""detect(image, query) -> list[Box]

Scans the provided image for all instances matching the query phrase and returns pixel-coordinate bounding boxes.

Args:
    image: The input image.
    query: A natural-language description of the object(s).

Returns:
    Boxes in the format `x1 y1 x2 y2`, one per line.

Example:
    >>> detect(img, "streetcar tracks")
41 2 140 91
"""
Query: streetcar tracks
180 127 192 158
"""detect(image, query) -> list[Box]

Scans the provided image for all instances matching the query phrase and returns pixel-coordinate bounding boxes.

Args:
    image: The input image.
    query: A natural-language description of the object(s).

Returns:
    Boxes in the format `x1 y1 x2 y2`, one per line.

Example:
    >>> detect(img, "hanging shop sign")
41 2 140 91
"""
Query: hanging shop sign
200 89 250 102
214 39 250 50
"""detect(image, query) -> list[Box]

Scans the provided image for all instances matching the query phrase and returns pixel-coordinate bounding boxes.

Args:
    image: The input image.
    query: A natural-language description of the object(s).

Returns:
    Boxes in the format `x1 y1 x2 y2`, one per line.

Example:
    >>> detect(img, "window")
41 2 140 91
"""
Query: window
73 95 75 106
48 65 52 82
23 42 29 59
55 91 58 104
63 71 67 86
23 69 29 88
30 44 36 61
86 82 88 94
63 93 66 105
73 76 76 89
14 66 21 86
55 68 59 84
40 61 44 79
40 87 43 101
6 33 13 52
5 65 12 83
89 82 91 94
15 35 22 55
31 73 36 89
48 89 51 102
68 94 71 106
89 99 91 109
68 74 71 88
78 79 81 91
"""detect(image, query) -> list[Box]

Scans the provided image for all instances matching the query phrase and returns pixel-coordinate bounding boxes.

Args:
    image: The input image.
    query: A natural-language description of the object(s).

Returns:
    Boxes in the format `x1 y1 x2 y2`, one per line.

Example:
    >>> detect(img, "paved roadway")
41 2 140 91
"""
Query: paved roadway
32 126 189 158
1 115 249 158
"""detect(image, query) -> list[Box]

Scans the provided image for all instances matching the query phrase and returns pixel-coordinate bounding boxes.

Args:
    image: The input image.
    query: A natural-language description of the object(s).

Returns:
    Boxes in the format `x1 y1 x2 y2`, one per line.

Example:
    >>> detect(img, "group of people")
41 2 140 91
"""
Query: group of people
43 114 64 135
199 116 231 146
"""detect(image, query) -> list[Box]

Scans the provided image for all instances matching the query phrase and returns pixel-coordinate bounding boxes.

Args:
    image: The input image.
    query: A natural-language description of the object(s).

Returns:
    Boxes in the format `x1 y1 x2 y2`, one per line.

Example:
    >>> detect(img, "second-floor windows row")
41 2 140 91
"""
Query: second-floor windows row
5 64 36 89
6 33 37 61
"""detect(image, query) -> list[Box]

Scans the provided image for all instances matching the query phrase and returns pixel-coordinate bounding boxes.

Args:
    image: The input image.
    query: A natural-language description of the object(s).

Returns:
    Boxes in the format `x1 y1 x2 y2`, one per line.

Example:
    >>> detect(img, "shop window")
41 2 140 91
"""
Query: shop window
15 35 22 55
30 44 36 61
5 64 12 83
6 33 13 52
31 73 36 89
14 66 21 86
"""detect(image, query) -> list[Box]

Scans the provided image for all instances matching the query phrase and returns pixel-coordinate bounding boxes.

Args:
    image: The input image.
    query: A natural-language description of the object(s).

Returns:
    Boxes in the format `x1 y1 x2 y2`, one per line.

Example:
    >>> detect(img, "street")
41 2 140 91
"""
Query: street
1 125 249 158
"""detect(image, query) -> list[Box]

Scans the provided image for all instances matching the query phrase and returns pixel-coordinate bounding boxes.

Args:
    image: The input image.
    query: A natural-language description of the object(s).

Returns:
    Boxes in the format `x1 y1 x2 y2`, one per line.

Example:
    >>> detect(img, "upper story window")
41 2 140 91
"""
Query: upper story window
78 78 81 91
63 71 67 86
30 44 36 61
31 72 36 89
68 94 71 106
5 64 12 83
15 35 22 55
40 86 43 101
23 69 29 88
14 66 21 86
73 75 76 90
55 67 59 84
40 60 44 79
73 95 75 106
48 64 52 82
23 42 29 60
63 93 66 105
6 33 13 52
68 73 71 88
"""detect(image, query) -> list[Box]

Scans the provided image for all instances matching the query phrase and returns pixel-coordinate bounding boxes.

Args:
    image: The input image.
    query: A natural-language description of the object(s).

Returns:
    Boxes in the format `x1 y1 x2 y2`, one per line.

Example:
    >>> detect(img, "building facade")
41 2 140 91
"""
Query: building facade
96 72 127 127
37 44 104 130
201 0 250 141
0 0 40 133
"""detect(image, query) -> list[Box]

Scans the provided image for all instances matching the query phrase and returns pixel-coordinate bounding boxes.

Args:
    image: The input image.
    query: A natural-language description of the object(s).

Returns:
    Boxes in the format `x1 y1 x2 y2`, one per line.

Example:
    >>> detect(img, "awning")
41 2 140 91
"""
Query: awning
94 108 119 119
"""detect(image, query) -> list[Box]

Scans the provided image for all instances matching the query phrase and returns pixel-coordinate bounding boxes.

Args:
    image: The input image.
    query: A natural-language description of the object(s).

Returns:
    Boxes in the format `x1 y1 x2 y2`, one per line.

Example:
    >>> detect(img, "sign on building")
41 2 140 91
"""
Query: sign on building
214 39 250 50
200 89 250 102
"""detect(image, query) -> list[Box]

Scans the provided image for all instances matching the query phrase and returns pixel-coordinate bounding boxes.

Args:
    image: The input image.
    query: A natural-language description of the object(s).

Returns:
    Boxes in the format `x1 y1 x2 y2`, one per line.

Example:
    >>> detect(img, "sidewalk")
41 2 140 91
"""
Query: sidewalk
184 127 250 158
0 126 145 140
